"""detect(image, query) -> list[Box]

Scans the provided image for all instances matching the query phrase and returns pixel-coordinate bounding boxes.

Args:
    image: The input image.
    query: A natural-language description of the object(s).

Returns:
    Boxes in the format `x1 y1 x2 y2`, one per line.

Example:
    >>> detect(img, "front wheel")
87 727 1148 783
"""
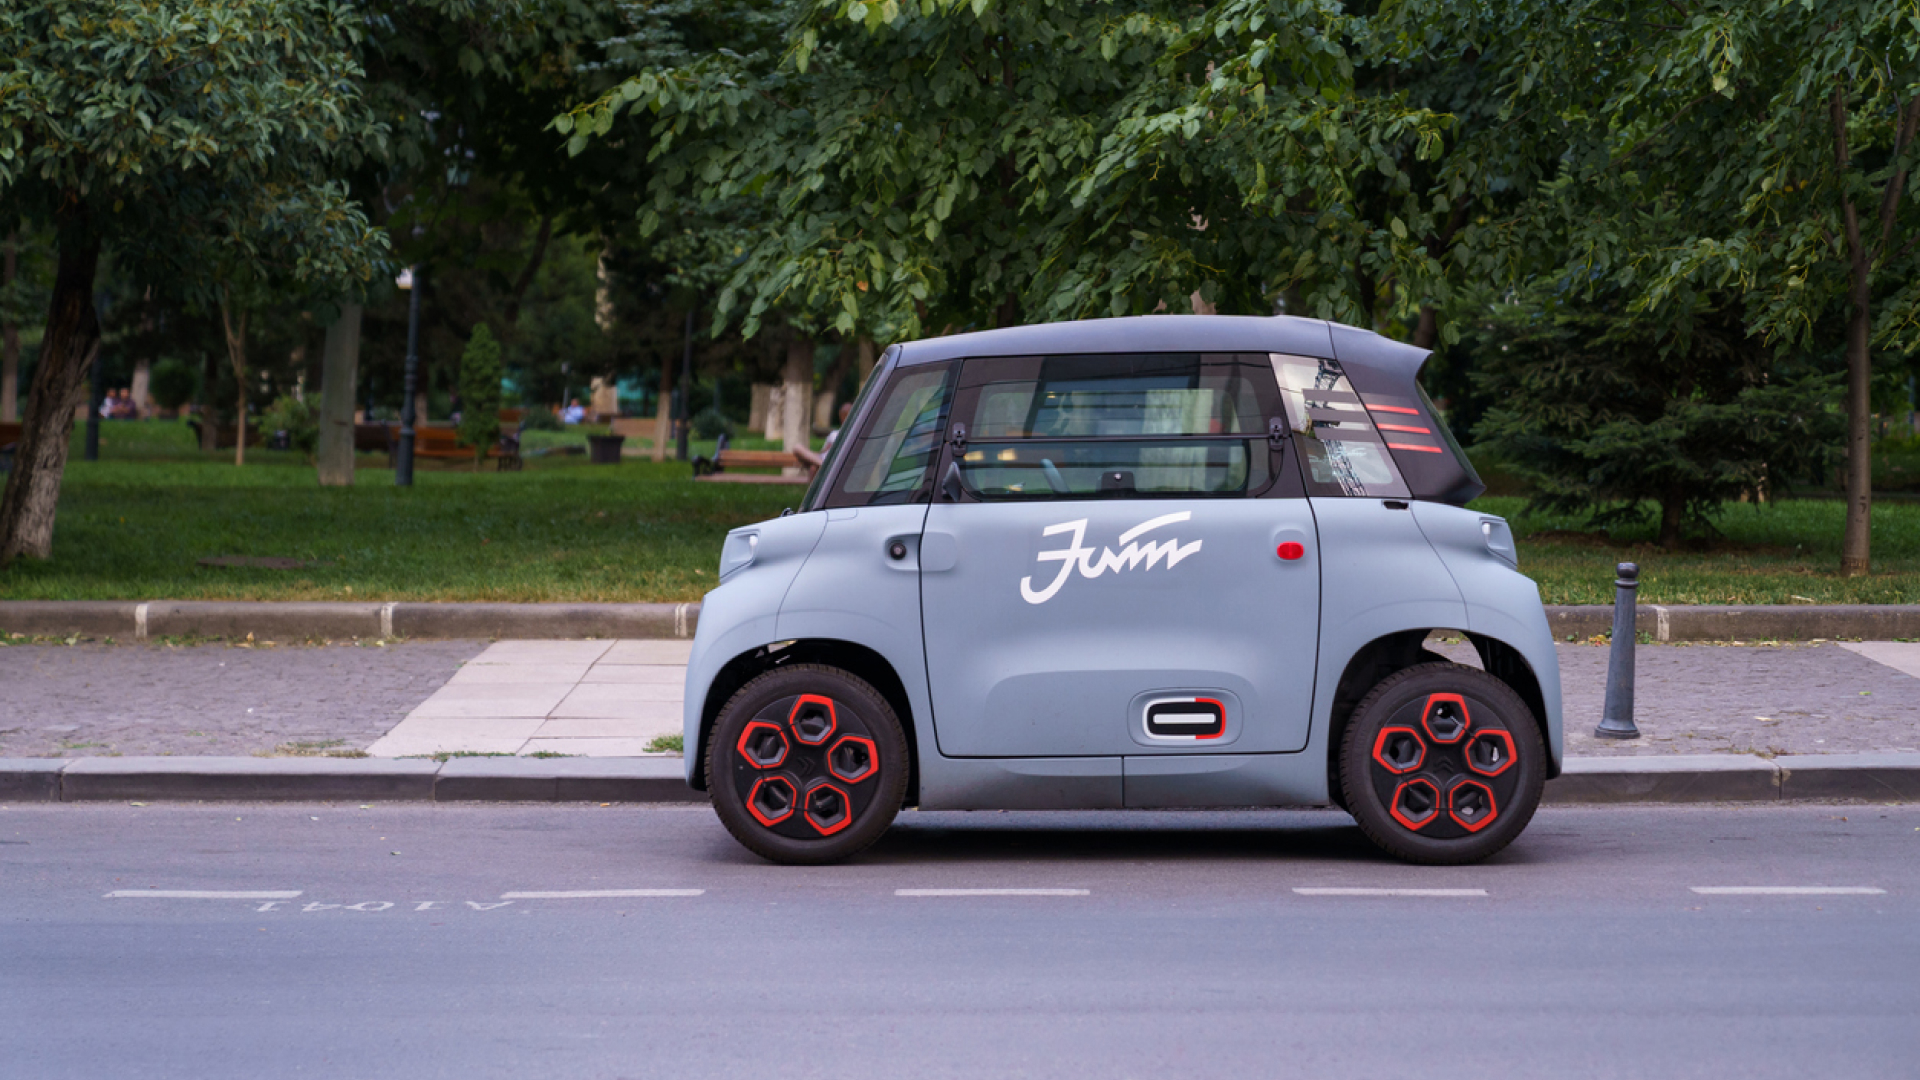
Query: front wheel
1338 663 1546 865
706 664 909 865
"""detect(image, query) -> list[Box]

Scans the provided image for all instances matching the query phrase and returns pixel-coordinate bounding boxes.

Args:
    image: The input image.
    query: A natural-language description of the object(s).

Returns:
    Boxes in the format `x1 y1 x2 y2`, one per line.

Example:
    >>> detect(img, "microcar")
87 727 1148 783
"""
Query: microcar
683 316 1562 865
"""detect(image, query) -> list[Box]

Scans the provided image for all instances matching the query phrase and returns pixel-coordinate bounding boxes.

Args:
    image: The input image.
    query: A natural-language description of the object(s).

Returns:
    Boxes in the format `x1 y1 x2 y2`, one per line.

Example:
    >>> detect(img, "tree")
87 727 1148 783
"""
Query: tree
1473 284 1843 548
1504 0 1920 575
0 0 387 562
457 322 503 466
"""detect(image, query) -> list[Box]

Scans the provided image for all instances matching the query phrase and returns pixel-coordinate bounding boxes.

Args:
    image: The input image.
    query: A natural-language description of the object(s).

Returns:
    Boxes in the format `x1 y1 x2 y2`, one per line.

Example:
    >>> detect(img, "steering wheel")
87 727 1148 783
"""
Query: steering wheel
1040 458 1069 494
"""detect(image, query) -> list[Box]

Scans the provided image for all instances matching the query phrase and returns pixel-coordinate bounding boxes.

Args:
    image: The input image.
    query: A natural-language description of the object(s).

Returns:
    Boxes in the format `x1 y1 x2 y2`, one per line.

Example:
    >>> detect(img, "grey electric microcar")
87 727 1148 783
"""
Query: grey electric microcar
682 316 1562 865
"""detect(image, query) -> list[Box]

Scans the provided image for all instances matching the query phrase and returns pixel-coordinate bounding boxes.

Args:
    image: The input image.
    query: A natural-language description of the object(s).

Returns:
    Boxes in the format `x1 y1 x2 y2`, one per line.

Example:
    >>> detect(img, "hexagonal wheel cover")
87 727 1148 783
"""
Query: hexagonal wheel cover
1466 729 1515 777
1371 726 1425 775
1421 693 1470 744
736 721 789 769
747 776 798 827
827 735 878 784
788 695 838 745
803 781 852 836
1389 778 1441 831
1447 777 1499 833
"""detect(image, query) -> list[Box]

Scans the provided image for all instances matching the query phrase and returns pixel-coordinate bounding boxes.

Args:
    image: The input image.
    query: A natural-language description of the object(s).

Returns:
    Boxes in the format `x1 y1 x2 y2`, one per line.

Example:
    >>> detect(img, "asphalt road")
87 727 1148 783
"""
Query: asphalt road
4 803 1917 1080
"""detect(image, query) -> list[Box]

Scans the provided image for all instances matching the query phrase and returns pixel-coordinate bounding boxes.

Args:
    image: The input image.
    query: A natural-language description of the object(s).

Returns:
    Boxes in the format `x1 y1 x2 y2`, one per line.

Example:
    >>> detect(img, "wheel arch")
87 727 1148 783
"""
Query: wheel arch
1325 628 1558 804
692 638 921 804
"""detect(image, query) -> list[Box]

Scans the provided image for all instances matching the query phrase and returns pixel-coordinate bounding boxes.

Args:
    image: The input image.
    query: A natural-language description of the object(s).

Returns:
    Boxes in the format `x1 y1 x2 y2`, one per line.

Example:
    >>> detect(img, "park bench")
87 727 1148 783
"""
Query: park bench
387 424 523 471
691 435 819 484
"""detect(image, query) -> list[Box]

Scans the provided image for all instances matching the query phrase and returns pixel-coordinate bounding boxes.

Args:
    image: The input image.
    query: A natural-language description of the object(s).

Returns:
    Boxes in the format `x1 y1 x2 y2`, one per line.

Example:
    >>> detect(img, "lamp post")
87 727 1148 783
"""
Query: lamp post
395 265 421 487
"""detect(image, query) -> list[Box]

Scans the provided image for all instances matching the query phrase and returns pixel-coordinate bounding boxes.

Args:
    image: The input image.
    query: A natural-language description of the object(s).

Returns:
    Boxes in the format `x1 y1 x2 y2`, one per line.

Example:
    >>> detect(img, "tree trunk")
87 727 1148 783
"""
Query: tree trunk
1412 305 1440 351
2 232 18 424
219 288 249 467
651 361 672 462
0 222 101 564
1659 490 1684 550
781 337 813 476
199 348 220 451
1831 87 1873 577
856 338 877 389
317 303 362 486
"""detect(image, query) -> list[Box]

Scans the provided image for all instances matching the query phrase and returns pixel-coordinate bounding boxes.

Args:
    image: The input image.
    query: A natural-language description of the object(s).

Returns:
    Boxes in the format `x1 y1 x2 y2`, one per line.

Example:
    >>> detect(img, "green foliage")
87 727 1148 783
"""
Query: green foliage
260 395 321 461
1473 287 1844 547
691 406 735 441
147 359 199 413
519 406 564 432
457 324 504 463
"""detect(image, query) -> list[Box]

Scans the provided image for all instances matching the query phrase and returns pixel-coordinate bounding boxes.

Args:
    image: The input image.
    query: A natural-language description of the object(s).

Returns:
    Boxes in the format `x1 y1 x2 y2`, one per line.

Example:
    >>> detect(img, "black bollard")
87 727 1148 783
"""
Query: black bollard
1594 562 1641 739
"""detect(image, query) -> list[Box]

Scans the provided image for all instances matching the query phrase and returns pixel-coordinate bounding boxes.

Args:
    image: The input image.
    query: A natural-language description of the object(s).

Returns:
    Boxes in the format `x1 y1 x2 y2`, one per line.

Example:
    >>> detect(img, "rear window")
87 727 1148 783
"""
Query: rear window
1270 354 1410 499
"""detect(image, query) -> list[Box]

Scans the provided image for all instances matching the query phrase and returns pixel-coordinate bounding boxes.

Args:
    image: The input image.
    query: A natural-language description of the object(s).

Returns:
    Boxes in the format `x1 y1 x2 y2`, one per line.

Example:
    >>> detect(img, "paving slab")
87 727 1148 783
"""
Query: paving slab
579 664 684 685
404 683 577 719
467 640 616 665
599 640 694 665
445 663 594 686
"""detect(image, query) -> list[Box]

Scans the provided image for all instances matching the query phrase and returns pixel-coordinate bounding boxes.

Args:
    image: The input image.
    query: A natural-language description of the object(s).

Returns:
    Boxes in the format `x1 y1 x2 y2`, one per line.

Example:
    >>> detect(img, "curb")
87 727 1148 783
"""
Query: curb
3 754 1915 805
1543 604 1920 642
0 601 700 642
4 601 1917 643
0 756 701 804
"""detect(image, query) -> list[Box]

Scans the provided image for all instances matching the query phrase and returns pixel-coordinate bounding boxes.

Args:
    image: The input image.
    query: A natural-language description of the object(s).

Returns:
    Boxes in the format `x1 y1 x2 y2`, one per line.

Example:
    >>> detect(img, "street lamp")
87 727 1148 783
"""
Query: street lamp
395 265 420 486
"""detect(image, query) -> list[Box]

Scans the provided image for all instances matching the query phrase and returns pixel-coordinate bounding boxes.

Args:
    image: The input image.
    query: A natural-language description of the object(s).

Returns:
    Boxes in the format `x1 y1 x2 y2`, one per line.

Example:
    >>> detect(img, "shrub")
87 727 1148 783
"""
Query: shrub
260 394 320 461
148 358 198 413
519 406 563 431
457 324 503 465
691 406 735 441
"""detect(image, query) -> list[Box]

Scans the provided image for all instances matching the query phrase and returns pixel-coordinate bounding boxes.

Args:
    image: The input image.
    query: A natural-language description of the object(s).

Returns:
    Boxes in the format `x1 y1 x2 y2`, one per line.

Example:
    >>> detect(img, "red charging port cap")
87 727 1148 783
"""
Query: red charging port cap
1277 542 1305 561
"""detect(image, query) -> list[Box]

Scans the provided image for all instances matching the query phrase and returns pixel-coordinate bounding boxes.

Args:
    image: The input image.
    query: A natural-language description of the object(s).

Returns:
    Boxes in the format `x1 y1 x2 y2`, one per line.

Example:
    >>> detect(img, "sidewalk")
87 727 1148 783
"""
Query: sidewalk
5 636 1920 804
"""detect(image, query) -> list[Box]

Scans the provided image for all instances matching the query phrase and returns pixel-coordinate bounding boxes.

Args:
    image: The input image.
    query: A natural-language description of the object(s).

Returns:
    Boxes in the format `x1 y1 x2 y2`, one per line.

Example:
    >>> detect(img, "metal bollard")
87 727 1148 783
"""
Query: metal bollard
1594 562 1641 739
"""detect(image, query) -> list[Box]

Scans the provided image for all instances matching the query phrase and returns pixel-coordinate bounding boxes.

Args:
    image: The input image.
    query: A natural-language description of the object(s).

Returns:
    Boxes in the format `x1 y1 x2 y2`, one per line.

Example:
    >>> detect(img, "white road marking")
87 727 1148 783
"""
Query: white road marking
895 888 1090 897
1293 887 1489 897
1690 886 1885 896
106 890 302 900
500 889 704 899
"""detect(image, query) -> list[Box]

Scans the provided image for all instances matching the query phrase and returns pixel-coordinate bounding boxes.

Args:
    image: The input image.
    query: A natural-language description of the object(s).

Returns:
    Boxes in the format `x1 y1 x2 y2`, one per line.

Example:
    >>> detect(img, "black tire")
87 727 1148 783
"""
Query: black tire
705 664 909 865
1338 662 1546 865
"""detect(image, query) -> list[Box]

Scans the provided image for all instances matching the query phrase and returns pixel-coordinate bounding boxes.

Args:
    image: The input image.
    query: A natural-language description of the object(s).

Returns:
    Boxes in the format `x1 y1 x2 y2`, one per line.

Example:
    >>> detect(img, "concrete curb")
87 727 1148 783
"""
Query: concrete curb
0 756 701 804
5 600 1916 643
4 754 1917 805
0 601 700 642
1544 604 1920 642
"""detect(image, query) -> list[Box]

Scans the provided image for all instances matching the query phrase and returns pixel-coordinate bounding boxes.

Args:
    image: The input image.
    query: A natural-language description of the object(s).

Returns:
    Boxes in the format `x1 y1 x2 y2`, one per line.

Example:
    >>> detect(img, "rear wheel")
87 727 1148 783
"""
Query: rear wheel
1338 663 1545 865
706 664 908 865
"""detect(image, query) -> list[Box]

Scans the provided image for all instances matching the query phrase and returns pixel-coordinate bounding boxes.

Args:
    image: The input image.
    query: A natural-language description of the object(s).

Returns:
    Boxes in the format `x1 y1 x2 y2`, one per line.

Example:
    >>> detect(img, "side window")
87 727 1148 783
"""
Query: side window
1270 354 1410 498
951 353 1280 500
823 363 955 507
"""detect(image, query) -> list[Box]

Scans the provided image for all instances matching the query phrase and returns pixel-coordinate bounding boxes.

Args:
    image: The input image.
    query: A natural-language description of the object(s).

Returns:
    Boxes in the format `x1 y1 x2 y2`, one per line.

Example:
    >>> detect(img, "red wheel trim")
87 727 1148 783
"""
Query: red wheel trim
736 720 789 768
788 694 838 745
803 781 852 836
827 735 878 783
1447 778 1499 833
746 776 798 827
1420 693 1470 744
1466 728 1516 777
1388 777 1441 832
1370 726 1426 774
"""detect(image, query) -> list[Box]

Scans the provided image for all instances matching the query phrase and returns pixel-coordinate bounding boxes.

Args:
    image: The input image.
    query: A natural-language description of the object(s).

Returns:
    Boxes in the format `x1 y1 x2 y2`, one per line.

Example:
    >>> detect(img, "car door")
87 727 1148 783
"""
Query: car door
919 352 1321 760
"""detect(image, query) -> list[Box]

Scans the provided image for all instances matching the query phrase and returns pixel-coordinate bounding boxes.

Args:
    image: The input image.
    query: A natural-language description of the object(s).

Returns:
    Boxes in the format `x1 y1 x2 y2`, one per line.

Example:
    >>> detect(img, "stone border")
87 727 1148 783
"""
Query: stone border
5 600 1918 642
2 753 1915 805
0 600 699 642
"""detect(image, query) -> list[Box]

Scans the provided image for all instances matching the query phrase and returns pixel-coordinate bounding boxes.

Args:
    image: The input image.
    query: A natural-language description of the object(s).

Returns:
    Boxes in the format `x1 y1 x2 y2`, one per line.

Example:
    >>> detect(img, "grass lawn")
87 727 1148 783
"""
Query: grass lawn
3 419 1917 604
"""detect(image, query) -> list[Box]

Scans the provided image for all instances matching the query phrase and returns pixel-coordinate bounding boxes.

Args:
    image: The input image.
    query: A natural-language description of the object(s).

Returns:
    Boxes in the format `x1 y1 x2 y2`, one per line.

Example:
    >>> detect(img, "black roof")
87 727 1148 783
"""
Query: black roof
894 314 1428 387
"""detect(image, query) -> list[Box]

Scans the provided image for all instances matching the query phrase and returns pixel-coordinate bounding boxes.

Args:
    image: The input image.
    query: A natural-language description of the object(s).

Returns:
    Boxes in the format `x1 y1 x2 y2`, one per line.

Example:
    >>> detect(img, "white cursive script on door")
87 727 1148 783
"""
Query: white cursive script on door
1020 512 1203 604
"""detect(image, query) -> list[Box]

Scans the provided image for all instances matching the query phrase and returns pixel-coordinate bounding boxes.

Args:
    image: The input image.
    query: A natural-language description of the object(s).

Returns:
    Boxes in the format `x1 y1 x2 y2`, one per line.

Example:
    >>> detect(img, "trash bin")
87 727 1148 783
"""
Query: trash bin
587 433 626 464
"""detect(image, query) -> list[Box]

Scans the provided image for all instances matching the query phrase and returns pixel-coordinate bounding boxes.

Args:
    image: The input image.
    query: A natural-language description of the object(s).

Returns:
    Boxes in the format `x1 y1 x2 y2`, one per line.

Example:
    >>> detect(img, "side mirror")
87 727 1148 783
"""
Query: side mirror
940 460 964 502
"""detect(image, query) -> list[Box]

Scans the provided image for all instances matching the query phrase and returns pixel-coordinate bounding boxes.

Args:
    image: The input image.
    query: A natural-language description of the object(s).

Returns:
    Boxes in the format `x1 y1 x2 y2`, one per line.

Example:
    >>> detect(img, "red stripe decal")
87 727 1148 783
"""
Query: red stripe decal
1376 423 1432 434
1367 404 1421 415
1387 443 1445 453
